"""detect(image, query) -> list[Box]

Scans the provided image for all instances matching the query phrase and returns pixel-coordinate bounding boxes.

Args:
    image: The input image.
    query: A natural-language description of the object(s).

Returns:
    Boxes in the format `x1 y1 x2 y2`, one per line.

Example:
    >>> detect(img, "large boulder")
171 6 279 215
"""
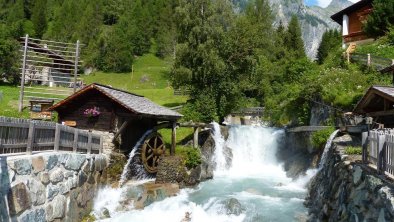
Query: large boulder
7 183 31 215
223 198 244 216
28 179 46 206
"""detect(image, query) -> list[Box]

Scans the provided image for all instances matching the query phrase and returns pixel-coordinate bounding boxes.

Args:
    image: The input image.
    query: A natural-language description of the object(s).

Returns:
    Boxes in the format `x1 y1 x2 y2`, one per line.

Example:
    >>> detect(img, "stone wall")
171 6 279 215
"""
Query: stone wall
0 153 107 222
91 130 116 157
277 131 320 179
306 135 394 221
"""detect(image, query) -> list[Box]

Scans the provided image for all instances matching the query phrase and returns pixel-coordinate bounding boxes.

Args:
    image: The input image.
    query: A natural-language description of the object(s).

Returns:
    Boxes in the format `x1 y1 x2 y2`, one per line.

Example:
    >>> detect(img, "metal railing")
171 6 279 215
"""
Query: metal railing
363 129 394 177
0 116 102 155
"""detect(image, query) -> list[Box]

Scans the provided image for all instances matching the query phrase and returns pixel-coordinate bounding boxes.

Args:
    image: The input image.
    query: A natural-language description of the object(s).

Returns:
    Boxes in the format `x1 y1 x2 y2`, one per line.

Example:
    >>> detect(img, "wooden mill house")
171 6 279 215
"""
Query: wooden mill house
48 83 182 173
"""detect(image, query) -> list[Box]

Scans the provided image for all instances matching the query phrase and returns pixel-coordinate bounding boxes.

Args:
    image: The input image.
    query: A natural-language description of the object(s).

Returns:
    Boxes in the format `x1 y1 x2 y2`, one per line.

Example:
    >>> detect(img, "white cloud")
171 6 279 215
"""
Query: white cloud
317 0 360 8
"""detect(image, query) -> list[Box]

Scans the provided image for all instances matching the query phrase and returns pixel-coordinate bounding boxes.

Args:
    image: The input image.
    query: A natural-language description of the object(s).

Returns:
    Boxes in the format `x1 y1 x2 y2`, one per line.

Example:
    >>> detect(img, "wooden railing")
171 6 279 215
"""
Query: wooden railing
0 116 102 155
231 107 264 116
349 53 394 72
363 129 394 177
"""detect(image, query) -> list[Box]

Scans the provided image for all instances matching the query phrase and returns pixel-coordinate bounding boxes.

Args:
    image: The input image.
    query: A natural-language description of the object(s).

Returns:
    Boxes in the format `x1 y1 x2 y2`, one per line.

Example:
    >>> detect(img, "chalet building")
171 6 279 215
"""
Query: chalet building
354 86 394 128
331 0 374 47
48 83 182 167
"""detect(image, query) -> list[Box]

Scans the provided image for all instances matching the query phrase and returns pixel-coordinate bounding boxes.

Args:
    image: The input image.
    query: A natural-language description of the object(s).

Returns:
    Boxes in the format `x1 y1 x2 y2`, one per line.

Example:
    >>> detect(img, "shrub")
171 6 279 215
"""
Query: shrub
311 127 336 150
345 146 362 155
175 146 202 169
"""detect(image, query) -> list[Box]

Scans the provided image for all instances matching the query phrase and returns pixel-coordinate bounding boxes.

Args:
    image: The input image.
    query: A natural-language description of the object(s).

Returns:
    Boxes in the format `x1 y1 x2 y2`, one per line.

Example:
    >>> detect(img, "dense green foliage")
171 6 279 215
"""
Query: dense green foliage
345 146 362 155
316 29 341 64
0 0 392 126
175 146 202 169
0 0 178 75
311 127 335 150
363 0 394 38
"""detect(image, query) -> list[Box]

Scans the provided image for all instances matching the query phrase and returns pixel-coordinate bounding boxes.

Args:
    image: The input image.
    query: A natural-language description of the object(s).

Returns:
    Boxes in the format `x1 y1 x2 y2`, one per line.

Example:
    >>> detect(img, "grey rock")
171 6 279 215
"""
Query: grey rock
40 172 50 185
58 154 69 164
353 166 363 185
99 207 111 219
52 195 66 219
46 204 53 222
64 171 74 178
47 184 59 201
28 179 46 206
65 154 86 171
68 175 78 189
223 198 243 216
50 168 64 183
7 182 31 215
32 156 45 173
365 175 383 191
59 182 70 195
20 208 46 222
13 159 32 175
78 171 87 186
45 155 58 170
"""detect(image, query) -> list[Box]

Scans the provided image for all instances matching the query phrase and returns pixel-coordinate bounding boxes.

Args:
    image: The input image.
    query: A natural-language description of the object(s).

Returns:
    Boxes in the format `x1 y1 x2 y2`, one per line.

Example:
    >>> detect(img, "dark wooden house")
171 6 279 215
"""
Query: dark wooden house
354 86 394 128
48 83 182 173
331 0 373 46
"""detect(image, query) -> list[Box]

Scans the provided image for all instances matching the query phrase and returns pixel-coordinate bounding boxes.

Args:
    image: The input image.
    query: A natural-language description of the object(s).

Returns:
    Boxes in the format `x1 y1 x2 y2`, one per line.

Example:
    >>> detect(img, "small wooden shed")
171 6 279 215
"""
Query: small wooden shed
48 83 182 173
353 86 394 128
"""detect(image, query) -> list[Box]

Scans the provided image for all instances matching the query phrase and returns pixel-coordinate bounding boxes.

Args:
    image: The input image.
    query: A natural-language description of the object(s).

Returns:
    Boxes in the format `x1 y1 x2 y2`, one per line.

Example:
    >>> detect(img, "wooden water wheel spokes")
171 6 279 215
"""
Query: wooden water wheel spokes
141 132 166 173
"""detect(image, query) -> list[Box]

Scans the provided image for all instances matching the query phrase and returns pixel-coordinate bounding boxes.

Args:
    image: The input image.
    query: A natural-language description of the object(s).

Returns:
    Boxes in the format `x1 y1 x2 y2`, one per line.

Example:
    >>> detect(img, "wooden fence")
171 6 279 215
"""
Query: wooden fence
0 116 102 155
349 53 394 72
363 129 394 177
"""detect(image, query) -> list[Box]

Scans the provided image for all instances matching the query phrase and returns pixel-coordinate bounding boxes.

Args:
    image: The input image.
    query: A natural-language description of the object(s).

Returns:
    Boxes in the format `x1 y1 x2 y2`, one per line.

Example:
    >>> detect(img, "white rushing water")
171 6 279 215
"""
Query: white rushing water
119 129 153 186
94 124 340 221
319 129 340 169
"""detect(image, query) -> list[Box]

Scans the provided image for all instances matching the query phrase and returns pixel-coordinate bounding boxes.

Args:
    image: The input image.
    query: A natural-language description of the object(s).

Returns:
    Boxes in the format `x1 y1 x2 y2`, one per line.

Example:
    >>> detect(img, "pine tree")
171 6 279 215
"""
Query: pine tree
31 0 47 38
285 15 306 58
316 29 341 64
363 0 394 38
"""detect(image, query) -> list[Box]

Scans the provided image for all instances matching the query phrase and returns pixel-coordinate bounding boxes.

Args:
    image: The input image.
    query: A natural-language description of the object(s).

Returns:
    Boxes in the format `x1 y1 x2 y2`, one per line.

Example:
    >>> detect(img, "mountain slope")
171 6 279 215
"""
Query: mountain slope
233 0 352 59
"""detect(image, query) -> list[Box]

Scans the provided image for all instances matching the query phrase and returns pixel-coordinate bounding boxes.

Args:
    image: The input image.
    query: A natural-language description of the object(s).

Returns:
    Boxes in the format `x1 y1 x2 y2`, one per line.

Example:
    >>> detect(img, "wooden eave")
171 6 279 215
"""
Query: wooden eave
354 86 394 114
331 0 373 25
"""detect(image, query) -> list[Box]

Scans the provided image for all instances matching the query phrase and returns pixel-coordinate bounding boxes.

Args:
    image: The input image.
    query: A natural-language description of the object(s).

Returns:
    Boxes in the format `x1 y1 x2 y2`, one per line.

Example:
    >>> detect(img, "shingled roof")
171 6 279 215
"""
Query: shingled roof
48 83 182 120
353 85 394 113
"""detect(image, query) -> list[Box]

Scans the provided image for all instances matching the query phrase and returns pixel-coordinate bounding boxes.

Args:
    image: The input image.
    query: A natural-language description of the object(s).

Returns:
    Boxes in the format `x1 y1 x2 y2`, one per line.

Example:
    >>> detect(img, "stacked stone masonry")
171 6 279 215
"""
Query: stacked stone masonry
0 153 107 222
306 135 394 222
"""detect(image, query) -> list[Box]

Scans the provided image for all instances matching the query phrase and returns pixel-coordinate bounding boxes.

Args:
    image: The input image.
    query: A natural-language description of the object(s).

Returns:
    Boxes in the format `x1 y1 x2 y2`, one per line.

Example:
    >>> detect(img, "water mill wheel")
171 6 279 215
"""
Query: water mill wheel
141 131 166 173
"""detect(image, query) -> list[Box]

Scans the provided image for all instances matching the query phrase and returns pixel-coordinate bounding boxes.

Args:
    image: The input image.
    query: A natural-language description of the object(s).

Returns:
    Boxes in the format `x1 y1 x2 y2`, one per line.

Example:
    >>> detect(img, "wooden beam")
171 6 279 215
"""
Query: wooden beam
178 122 212 128
171 122 176 156
113 120 131 142
153 122 172 131
368 110 394 117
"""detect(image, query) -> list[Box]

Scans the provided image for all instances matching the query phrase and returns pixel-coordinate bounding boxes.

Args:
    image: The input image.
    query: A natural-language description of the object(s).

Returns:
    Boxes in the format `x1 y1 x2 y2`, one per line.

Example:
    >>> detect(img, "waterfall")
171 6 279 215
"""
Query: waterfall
319 129 340 169
96 125 311 221
211 122 227 172
119 129 153 187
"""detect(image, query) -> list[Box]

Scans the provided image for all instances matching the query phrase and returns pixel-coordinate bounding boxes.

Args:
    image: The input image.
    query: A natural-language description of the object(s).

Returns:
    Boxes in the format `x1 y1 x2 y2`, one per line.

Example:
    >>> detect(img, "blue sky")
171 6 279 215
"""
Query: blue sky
305 0 360 8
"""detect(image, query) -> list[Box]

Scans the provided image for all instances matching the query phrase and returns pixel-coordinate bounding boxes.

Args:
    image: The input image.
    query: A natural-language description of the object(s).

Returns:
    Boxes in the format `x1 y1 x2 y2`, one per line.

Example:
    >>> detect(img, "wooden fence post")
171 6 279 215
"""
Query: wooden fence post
377 134 386 174
87 132 92 154
26 121 35 155
362 131 368 163
171 122 176 156
193 127 199 148
73 128 78 153
54 124 61 152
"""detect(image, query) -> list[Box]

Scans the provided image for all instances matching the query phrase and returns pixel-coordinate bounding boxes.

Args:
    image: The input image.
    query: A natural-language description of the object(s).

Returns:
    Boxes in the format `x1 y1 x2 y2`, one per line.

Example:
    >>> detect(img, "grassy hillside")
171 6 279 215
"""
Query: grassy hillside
0 53 193 146
83 54 187 107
